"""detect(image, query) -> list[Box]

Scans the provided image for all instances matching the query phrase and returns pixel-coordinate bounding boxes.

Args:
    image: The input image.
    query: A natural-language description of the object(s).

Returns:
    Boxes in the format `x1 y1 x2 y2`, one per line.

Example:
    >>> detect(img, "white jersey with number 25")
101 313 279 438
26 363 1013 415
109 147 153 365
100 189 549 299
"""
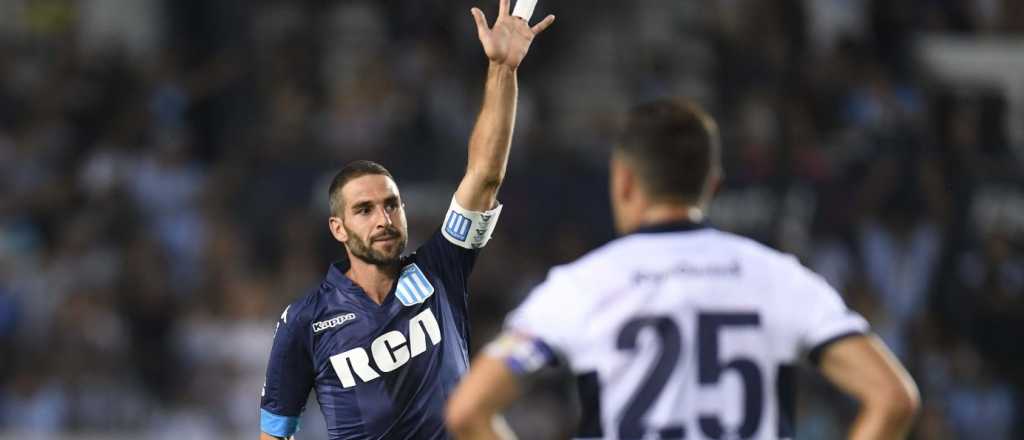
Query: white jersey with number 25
506 225 869 440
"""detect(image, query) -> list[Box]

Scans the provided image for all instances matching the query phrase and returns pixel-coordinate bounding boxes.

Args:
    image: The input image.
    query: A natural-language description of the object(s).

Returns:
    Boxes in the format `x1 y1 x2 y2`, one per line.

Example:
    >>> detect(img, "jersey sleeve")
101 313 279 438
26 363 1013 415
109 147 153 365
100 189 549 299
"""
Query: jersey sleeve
413 196 502 312
414 195 504 281
502 267 584 372
782 258 870 364
260 304 315 438
418 228 480 282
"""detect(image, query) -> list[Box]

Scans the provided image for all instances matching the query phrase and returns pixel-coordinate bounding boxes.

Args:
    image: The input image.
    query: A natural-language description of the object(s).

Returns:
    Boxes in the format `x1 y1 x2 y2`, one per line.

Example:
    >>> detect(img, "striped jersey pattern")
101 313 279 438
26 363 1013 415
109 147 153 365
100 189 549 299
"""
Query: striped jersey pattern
396 263 436 306
444 211 472 242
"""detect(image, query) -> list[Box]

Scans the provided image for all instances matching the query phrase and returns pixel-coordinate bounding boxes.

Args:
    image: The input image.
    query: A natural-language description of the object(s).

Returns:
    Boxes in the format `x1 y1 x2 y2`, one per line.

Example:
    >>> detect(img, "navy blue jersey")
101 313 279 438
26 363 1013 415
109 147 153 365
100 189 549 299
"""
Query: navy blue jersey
260 229 477 439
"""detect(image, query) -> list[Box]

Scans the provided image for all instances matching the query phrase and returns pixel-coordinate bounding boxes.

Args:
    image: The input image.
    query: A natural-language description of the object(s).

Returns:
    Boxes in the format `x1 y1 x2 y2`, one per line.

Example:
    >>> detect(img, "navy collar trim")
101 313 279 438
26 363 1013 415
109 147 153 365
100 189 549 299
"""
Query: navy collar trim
324 254 412 291
631 220 708 235
325 258 356 290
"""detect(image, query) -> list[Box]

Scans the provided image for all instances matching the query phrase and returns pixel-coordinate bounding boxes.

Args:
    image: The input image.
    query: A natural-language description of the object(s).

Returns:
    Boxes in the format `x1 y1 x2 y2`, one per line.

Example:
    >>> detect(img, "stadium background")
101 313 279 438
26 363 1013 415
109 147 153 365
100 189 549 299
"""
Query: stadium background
1 0 1023 438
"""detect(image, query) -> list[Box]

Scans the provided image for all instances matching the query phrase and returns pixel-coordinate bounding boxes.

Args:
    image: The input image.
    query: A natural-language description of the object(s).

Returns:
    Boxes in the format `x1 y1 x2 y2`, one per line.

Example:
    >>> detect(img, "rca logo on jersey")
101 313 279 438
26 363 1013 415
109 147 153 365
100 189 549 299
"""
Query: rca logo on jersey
329 308 442 388
313 313 357 333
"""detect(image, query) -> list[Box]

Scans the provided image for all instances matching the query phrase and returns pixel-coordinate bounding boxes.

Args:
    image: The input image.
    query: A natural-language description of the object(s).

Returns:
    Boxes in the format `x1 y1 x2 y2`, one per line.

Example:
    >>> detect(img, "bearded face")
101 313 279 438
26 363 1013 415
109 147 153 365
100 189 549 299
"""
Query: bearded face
329 174 409 268
341 221 407 266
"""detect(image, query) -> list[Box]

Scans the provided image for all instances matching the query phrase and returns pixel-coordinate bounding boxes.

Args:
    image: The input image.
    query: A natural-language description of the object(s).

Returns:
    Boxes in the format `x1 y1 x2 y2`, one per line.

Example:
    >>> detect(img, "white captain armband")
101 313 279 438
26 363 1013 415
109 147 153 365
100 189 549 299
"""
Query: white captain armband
484 332 557 376
441 197 502 249
512 0 537 20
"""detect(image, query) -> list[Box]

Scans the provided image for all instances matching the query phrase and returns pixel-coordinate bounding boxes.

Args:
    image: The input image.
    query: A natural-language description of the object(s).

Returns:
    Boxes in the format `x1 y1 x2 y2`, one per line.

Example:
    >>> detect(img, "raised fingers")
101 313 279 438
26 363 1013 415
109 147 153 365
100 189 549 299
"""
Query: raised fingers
531 14 556 34
471 7 490 36
499 0 510 17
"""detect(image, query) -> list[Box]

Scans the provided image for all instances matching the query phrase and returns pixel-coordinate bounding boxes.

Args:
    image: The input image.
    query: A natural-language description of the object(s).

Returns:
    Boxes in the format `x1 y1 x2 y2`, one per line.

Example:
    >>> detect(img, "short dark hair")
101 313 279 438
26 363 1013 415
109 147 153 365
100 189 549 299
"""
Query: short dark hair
614 99 721 203
328 160 395 217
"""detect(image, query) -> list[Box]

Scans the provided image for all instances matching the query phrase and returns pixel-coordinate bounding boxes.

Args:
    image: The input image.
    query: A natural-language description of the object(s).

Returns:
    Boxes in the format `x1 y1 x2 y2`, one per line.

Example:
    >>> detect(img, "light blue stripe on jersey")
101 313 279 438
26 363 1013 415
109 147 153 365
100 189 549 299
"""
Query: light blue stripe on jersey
400 277 419 303
396 264 434 306
396 277 415 304
409 271 432 300
396 283 408 304
261 408 300 437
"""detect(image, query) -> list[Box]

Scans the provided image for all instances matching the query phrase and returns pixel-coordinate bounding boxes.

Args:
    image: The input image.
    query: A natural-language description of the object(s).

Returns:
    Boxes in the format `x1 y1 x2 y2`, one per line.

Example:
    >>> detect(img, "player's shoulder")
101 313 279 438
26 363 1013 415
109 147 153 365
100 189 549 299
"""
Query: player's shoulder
545 235 640 286
278 283 334 329
408 228 476 263
609 227 813 280
536 229 697 293
557 227 763 270
705 230 840 300
709 229 804 267
635 227 792 266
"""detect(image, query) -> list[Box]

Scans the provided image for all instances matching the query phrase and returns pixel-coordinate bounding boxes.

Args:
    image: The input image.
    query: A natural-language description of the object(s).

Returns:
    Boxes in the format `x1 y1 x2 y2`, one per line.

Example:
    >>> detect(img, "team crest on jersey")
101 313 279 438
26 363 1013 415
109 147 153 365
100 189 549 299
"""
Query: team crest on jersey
395 264 434 306
445 211 472 241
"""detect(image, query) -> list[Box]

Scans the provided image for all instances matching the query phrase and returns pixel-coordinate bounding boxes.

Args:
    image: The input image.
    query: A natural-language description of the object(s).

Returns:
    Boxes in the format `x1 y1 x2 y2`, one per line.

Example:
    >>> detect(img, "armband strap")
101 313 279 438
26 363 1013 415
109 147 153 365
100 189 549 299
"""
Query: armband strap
484 332 557 376
441 197 503 249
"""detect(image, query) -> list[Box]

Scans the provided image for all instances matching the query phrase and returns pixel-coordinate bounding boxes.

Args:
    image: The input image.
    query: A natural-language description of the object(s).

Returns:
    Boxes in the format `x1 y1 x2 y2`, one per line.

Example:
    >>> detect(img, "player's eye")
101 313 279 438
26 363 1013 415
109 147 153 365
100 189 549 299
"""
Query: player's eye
385 202 398 212
355 207 371 215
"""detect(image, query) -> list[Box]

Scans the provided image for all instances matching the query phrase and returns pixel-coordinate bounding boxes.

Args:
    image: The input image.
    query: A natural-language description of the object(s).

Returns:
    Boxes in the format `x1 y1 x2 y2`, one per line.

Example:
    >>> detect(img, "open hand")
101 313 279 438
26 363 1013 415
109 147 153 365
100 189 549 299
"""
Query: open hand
471 0 555 69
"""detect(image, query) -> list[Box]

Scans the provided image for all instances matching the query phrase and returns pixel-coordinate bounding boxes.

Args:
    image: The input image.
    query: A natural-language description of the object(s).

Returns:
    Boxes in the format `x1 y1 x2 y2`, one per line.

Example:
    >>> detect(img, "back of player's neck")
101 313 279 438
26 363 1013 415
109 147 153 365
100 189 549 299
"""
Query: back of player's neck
629 203 704 233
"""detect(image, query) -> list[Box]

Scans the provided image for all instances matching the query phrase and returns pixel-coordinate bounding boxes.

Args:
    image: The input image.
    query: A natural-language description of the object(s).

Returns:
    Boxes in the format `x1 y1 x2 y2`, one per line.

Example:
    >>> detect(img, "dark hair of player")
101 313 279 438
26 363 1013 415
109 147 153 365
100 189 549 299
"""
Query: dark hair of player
614 99 722 204
328 160 395 217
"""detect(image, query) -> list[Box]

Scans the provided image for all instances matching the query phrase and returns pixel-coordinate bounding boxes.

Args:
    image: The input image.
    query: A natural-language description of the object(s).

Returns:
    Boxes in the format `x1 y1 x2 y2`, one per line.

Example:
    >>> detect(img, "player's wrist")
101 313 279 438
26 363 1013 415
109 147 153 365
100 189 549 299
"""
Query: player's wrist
488 61 518 74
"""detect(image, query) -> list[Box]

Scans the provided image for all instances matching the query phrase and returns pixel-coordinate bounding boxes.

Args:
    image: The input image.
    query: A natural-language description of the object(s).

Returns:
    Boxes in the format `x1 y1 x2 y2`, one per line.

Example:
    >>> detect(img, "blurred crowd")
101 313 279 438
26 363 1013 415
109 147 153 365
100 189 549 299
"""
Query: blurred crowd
0 0 1023 438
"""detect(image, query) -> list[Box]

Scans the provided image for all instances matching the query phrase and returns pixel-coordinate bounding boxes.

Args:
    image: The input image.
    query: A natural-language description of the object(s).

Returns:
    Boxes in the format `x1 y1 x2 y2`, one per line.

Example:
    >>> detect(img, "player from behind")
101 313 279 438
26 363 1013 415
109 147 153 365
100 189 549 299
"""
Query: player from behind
258 2 555 439
446 99 920 440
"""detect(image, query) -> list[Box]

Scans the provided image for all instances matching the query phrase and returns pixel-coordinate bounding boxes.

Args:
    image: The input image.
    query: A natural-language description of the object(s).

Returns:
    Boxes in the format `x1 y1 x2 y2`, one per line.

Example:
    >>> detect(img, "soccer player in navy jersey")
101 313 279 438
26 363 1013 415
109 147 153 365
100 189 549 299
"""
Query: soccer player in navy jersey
258 2 555 439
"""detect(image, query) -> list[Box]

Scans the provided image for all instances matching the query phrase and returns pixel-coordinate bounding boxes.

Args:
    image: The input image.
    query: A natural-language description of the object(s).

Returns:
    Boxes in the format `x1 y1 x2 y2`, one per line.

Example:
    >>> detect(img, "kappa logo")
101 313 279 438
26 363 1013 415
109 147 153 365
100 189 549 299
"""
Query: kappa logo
280 305 290 323
328 308 442 388
275 305 291 336
313 313 358 333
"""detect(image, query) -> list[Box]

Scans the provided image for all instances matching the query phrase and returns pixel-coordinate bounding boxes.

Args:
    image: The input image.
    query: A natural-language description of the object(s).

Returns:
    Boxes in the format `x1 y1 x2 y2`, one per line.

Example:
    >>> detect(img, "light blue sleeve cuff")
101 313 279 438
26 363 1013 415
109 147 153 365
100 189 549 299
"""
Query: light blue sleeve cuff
261 408 301 437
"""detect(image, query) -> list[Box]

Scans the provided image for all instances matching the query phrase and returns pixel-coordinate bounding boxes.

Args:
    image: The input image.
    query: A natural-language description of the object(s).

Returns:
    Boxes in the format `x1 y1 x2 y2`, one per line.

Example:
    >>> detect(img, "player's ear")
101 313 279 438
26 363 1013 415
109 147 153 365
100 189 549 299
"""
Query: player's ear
329 216 348 243
702 167 723 207
611 153 636 204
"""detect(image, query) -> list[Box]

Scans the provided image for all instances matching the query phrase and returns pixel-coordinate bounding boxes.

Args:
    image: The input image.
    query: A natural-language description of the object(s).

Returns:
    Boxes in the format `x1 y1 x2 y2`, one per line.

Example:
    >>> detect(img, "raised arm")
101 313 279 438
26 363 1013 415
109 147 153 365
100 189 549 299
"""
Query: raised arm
454 0 555 211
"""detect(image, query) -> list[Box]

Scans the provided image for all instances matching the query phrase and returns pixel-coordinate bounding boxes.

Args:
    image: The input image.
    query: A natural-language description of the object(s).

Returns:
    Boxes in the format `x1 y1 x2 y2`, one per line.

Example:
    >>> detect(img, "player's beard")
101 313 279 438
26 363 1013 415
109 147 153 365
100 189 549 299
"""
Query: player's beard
344 224 407 266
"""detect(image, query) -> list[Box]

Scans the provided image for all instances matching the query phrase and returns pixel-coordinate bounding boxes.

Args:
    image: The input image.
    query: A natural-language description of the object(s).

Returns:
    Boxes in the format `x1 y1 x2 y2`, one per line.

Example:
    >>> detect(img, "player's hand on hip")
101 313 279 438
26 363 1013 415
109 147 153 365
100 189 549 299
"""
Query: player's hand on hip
471 0 555 69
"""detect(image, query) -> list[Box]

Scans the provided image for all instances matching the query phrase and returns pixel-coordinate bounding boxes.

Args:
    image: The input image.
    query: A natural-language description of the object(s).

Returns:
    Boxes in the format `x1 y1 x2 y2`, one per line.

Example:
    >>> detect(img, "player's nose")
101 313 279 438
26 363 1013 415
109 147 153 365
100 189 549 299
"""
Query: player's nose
377 206 394 226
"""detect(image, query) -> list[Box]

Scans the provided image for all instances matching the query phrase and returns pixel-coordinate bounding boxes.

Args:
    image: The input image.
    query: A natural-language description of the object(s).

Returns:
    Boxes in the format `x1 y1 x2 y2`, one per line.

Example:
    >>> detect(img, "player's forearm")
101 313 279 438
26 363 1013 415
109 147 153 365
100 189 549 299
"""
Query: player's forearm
448 414 518 440
458 62 517 210
447 355 523 440
448 415 501 440
848 398 917 440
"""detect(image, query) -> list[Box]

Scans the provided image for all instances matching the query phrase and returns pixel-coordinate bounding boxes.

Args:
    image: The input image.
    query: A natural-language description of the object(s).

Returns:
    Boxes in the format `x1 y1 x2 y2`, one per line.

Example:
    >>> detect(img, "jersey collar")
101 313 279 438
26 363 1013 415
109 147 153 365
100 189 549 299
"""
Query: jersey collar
630 220 708 235
324 254 413 307
326 257 357 290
